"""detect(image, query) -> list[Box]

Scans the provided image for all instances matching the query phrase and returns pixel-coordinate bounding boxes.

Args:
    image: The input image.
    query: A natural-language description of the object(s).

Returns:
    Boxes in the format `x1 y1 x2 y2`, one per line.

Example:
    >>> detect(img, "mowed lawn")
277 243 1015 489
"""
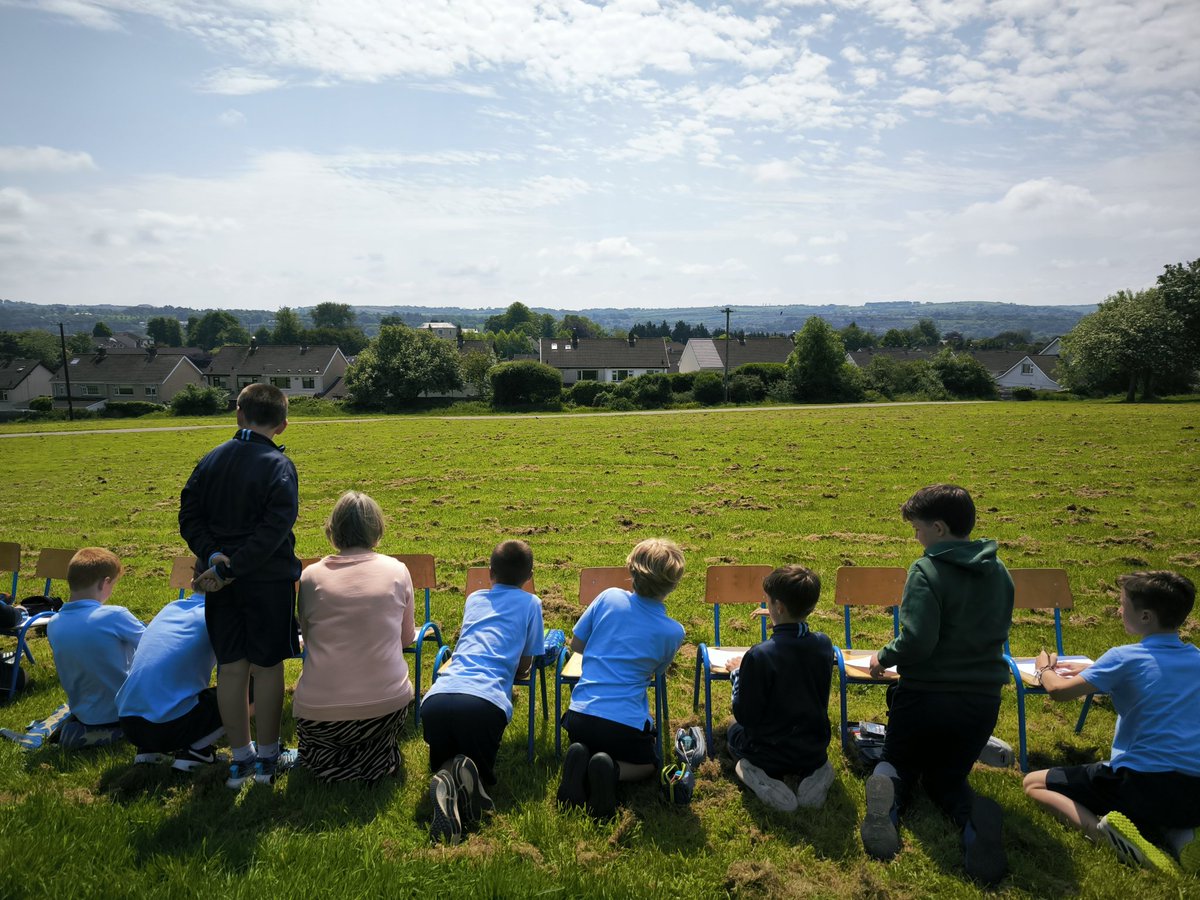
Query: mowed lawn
1 402 1198 899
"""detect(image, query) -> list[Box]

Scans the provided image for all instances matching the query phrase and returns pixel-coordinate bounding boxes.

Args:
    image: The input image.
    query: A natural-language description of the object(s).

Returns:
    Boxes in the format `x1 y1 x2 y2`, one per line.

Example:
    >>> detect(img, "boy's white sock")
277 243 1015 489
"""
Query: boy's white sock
258 740 280 759
232 743 255 762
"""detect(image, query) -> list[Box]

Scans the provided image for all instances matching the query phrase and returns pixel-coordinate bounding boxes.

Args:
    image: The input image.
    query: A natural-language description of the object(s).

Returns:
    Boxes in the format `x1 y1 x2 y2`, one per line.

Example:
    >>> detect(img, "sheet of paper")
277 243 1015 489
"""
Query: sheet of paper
842 654 897 674
706 648 746 669
1015 655 1093 677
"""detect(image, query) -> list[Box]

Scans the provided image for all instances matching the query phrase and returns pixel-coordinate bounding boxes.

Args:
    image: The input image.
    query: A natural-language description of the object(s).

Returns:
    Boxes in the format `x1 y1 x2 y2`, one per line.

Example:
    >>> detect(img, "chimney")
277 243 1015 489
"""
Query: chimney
147 347 157 360
249 336 258 355
456 333 464 350
738 335 746 346
300 345 308 355
628 335 637 347
96 346 107 360
571 329 579 350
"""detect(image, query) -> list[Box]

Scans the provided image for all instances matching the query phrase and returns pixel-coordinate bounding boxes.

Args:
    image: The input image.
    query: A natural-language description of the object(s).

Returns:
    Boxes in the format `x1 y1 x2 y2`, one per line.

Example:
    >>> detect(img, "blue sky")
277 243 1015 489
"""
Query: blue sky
0 0 1196 312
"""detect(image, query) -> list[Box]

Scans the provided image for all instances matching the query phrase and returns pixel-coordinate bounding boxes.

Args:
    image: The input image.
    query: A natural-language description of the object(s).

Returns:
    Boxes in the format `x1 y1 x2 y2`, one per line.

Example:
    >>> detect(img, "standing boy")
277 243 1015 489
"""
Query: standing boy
558 538 686 818
862 484 1013 886
179 383 301 789
725 565 836 812
421 539 544 844
46 548 144 749
1023 571 1200 877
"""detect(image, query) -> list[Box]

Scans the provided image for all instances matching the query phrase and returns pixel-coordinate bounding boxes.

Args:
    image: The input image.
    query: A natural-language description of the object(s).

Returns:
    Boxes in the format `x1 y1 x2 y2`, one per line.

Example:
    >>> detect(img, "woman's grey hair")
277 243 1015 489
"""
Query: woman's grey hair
325 490 385 551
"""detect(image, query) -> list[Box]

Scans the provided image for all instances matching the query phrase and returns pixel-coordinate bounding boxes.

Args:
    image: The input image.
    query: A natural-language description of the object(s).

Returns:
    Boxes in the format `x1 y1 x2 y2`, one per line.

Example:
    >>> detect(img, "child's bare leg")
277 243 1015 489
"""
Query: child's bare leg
616 761 655 782
217 659 252 749
249 662 285 748
1024 769 1100 839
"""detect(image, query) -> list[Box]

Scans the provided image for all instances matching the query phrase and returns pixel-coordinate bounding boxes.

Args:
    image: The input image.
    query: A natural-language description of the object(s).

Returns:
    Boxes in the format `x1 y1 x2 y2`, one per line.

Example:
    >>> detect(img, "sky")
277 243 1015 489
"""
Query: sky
0 1 1196 313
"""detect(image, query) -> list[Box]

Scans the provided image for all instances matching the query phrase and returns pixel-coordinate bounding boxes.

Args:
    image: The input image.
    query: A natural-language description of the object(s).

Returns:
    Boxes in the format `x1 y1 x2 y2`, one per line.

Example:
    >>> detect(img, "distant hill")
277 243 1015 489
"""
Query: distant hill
0 298 1093 341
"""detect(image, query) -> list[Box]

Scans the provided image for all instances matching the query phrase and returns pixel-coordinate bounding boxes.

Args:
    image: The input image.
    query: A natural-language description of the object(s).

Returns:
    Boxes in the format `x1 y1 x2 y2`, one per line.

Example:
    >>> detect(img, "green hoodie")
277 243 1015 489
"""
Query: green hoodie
877 539 1014 695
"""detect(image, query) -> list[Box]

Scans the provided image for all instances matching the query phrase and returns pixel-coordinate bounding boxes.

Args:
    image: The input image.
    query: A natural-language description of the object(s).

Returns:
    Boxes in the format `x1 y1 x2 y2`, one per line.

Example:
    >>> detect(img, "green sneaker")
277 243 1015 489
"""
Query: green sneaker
1098 813 1181 877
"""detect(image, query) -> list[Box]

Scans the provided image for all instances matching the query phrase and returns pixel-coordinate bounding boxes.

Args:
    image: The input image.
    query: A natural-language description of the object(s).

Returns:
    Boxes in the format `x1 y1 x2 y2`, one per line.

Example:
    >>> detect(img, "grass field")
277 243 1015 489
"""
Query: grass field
2 401 1198 898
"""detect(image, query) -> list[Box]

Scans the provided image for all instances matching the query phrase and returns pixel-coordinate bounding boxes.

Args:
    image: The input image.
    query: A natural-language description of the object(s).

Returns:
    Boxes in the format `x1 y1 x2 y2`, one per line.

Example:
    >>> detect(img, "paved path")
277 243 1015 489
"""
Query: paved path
0 400 988 439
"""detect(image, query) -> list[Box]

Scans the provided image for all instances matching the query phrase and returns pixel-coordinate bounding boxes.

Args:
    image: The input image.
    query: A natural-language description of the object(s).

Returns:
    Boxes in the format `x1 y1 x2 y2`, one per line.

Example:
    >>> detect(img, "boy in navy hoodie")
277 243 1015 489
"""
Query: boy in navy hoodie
861 484 1013 886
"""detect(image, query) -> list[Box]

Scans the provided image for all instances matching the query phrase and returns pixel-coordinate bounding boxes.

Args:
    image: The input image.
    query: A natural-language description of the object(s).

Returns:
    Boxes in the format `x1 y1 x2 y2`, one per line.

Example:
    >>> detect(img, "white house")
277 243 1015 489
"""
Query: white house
971 351 1061 392
538 336 674 385
419 322 458 341
1039 337 1062 356
51 348 206 409
677 336 795 374
0 358 54 409
205 342 349 399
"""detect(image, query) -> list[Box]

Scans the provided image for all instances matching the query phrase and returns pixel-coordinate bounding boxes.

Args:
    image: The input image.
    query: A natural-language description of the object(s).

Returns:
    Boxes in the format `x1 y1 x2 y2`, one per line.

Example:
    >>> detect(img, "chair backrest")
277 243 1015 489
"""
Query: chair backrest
705 565 774 646
834 566 907 649
0 541 19 600
170 555 200 598
35 548 76 597
1009 568 1072 655
390 554 437 623
579 567 632 607
465 567 535 596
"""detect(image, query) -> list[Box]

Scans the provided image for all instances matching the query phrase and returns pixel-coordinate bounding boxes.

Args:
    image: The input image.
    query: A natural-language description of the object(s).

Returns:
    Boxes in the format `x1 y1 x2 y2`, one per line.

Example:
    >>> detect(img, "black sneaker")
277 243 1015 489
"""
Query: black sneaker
171 745 217 772
451 754 494 828
557 742 590 808
963 796 1007 886
586 752 618 819
430 770 462 845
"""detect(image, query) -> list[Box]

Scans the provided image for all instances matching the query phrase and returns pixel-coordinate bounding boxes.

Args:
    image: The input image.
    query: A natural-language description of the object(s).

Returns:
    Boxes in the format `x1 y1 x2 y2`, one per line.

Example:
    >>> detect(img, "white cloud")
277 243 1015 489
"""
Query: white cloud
753 159 800 183
809 230 847 246
978 241 1018 256
0 187 37 219
199 68 286 96
841 46 867 64
678 258 747 275
813 252 841 265
573 237 646 261
0 145 97 172
217 109 246 127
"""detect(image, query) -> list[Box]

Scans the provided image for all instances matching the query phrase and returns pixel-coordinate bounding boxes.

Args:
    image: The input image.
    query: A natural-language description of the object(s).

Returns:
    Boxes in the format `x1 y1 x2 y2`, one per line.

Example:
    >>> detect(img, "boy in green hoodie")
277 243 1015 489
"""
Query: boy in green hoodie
860 484 1014 886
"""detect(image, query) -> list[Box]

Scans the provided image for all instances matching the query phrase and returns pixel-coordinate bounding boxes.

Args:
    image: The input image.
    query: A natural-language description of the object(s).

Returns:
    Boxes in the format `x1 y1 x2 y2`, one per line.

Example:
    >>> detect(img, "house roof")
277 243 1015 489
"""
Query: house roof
108 346 211 364
458 339 493 357
1038 337 1062 355
710 336 795 367
50 351 201 384
0 358 47 391
539 337 673 369
206 344 343 376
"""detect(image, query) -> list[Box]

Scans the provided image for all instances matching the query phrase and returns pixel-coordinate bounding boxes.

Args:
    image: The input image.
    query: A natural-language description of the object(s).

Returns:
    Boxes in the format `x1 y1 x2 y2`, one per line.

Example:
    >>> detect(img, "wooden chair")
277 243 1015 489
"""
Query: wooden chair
392 554 443 726
554 567 670 759
1004 568 1097 771
691 565 775 747
169 555 200 599
430 568 546 761
831 566 907 748
1 546 73 702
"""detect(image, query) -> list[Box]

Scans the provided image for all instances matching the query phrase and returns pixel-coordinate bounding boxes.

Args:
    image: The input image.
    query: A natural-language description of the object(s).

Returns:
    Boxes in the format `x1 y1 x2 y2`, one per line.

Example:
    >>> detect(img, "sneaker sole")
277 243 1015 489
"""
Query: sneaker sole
557 743 589 808
736 759 799 812
1099 813 1181 876
861 773 901 860
795 760 835 809
452 756 493 827
226 772 254 790
430 774 462 845
964 796 1007 886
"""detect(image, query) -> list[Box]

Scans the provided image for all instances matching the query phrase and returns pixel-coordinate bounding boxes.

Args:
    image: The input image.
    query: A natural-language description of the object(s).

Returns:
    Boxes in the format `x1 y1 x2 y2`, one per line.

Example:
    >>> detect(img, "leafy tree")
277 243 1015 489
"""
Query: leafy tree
459 348 497 398
273 307 303 344
253 326 273 346
728 373 766 403
67 332 95 355
310 302 356 329
671 320 692 344
485 301 537 335
344 325 463 408
692 372 725 405
971 329 1033 351
786 316 861 402
303 325 370 355
839 321 876 351
880 328 908 348
1157 258 1200 354
912 318 940 347
188 311 250 351
170 383 228 416
146 316 183 347
92 321 113 338
565 380 606 406
931 349 998 399
1059 289 1190 400
490 360 561 406
488 329 535 359
537 313 557 339
943 330 966 350
559 314 607 339
379 315 407 327
9 330 60 367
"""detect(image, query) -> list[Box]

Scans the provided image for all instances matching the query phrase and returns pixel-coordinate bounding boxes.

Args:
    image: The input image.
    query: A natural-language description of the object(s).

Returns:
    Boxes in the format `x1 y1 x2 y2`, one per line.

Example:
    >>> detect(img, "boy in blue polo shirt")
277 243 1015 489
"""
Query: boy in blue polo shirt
422 539 544 844
1024 570 1200 877
558 538 686 818
116 591 224 771
46 548 144 749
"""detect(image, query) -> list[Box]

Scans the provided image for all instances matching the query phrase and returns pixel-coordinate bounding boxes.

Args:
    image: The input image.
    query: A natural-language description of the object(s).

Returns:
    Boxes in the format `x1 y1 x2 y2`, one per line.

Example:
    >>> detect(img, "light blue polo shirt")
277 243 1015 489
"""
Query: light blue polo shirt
568 588 685 730
116 594 216 724
422 584 543 722
1082 633 1200 776
46 599 144 726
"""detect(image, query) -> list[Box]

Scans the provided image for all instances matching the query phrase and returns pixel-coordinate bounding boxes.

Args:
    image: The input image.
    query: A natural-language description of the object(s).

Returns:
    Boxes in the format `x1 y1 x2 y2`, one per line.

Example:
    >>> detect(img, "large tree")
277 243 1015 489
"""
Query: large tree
485 301 537 336
146 316 184 347
310 301 356 329
785 316 862 402
273 307 303 344
839 321 876 351
1157 257 1200 354
188 311 250 351
92 321 113 338
344 324 463 408
1060 289 1190 400
558 314 607 339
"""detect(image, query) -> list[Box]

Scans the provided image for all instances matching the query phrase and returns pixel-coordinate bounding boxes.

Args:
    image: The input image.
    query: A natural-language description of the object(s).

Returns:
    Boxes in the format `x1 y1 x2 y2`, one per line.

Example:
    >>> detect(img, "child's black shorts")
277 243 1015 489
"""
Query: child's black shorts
1047 762 1200 832
120 688 222 752
563 709 659 766
204 579 298 667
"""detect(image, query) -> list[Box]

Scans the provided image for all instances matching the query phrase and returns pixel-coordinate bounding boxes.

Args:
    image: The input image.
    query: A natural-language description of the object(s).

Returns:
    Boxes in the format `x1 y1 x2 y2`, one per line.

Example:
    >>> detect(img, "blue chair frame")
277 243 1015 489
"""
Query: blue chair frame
691 565 774 748
830 566 907 750
1 545 72 702
391 554 444 726
553 567 671 760
1004 568 1097 772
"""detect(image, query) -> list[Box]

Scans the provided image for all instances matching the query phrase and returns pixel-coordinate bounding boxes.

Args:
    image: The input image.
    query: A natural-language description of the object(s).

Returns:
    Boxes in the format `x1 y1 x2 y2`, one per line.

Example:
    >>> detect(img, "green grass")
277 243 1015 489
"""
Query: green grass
2 402 1198 898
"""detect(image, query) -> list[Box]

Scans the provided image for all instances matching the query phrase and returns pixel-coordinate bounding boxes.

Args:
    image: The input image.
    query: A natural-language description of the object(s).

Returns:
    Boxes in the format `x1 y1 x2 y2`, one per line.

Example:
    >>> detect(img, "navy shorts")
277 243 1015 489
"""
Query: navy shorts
563 709 659 766
120 688 223 752
204 579 298 667
1047 762 1200 839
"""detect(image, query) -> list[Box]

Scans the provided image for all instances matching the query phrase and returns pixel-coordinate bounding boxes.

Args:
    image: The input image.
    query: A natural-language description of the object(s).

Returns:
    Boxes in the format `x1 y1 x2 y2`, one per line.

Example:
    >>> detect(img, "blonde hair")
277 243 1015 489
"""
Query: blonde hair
627 538 685 600
325 491 385 551
67 547 123 591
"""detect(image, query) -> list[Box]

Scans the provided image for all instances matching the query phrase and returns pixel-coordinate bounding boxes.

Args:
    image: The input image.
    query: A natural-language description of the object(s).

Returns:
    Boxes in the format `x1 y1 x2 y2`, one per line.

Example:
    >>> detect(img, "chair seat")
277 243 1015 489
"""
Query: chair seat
838 651 898 683
703 646 752 675
560 651 583 680
1009 655 1094 688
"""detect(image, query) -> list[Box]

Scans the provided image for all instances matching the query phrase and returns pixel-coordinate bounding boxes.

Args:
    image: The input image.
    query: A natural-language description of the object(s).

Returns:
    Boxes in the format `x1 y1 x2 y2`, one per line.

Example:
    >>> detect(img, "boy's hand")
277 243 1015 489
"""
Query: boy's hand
868 652 886 679
1055 660 1090 677
193 565 233 594
724 655 743 673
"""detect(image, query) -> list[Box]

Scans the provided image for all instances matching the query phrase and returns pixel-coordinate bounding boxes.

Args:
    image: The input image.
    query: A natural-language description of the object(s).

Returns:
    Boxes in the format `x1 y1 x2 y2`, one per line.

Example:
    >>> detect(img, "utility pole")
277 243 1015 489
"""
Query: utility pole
57 323 75 421
721 306 732 402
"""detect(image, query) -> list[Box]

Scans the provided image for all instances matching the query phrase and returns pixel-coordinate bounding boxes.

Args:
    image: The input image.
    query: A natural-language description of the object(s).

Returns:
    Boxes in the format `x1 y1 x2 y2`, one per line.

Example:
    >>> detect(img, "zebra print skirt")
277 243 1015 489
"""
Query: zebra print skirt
296 707 408 783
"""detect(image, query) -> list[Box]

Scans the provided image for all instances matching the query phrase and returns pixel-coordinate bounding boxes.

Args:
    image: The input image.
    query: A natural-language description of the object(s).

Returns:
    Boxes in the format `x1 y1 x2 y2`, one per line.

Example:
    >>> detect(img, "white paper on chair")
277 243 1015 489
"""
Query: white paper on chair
1015 655 1093 677
841 654 897 674
706 648 744 670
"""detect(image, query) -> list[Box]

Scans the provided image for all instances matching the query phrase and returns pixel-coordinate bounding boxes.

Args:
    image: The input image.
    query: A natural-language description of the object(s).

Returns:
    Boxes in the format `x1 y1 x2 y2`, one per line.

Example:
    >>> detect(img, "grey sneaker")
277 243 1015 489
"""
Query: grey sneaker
226 755 258 790
430 770 462 845
451 754 494 827
795 760 835 809
736 759 799 812
253 748 299 786
860 772 901 860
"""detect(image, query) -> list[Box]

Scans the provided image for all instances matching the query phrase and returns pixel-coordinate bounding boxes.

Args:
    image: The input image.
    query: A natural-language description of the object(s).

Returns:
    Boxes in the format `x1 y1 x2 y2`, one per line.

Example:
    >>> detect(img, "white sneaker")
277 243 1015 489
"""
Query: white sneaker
795 760 835 809
735 759 798 812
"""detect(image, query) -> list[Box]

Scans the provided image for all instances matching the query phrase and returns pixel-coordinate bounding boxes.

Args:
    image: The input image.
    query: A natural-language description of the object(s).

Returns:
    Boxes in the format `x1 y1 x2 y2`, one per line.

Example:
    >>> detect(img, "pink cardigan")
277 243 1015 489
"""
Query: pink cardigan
293 551 416 722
